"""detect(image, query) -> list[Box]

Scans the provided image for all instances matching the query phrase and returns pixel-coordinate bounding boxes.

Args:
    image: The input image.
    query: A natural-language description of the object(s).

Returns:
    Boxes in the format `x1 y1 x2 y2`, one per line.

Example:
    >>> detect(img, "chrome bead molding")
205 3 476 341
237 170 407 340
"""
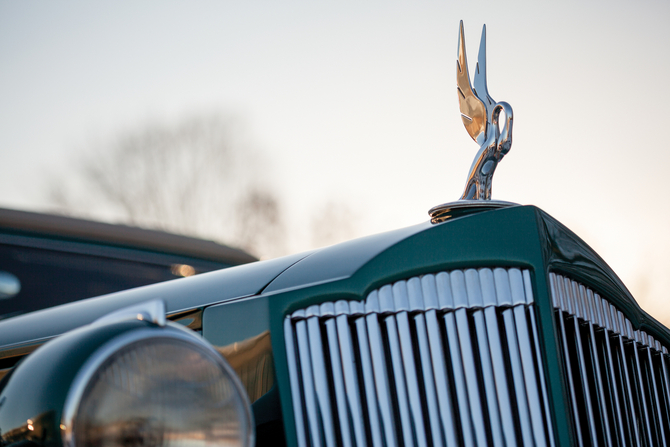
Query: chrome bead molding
550 273 670 447
93 299 166 327
285 268 554 447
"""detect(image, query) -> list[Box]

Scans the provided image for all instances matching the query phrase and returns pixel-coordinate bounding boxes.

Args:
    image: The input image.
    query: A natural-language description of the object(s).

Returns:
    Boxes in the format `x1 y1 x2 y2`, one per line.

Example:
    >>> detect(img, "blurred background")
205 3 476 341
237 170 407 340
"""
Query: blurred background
1 0 669 322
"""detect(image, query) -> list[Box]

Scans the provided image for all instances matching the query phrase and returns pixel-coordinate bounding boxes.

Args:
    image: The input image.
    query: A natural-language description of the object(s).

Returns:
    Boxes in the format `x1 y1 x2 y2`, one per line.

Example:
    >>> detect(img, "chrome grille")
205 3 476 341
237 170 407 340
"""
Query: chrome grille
285 268 554 447
550 273 670 447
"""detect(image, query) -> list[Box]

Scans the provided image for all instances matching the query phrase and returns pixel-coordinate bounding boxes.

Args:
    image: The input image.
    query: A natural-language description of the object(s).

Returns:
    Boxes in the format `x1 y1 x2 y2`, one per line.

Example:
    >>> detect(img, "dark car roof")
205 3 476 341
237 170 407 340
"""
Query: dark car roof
0 207 256 265
0 220 431 349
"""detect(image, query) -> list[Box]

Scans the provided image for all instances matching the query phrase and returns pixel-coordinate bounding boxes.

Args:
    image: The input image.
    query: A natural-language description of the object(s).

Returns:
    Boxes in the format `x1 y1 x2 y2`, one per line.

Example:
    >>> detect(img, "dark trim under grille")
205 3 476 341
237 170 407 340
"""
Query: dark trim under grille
550 272 670 447
285 268 554 447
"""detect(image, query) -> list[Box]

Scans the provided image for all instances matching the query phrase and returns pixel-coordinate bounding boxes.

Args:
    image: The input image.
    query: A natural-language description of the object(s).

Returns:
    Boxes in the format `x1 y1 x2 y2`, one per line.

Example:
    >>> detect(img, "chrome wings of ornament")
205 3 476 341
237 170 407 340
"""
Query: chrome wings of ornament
457 21 513 200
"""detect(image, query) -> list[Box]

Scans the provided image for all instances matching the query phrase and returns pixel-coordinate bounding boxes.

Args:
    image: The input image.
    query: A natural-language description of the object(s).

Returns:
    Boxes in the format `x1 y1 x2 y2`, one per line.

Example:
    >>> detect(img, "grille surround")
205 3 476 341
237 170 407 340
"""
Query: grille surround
284 268 555 447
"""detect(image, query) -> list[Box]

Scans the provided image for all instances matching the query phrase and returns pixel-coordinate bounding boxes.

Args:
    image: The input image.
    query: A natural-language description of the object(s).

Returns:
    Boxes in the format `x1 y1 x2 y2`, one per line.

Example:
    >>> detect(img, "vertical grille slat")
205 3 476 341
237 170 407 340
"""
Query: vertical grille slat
521 270 555 447
394 281 429 447
597 294 628 446
506 307 537 446
465 269 504 447
454 307 488 445
551 273 586 447
413 312 442 447
286 268 553 447
631 335 654 447
436 272 476 447
284 317 308 447
324 315 352 447
306 310 337 447
503 278 537 447
366 293 399 447
384 312 415 447
442 309 475 447
644 345 667 446
451 271 489 447
581 286 614 447
408 278 444 447
296 319 324 447
617 329 642 446
353 310 384 447
335 305 368 447
551 272 670 447
485 307 517 442
610 303 642 447
471 309 502 446
481 268 518 447
510 269 549 447
527 307 557 446
424 307 458 447
566 278 600 447
659 353 670 440
420 275 459 447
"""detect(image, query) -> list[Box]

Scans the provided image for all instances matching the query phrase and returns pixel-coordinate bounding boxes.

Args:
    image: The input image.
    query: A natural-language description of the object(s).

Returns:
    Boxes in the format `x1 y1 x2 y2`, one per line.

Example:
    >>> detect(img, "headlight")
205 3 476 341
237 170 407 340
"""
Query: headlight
0 304 253 447
63 329 252 447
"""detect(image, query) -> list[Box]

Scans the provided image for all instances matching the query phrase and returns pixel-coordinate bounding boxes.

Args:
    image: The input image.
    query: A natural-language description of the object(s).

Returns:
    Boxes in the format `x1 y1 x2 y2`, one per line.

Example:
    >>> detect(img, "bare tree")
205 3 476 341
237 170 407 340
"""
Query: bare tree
49 113 287 259
309 200 358 249
234 188 287 259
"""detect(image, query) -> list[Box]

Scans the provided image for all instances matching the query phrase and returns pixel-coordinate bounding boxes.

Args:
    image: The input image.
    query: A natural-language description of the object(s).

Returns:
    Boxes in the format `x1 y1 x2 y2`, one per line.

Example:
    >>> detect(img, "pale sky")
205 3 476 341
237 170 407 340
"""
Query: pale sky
2 0 670 322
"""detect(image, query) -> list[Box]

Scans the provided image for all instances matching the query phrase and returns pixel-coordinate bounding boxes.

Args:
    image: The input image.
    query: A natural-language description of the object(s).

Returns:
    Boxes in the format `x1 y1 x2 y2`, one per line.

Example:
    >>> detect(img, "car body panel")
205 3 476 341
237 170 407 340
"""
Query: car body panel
0 216 438 350
263 222 431 294
2 205 670 447
262 204 567 446
257 204 670 447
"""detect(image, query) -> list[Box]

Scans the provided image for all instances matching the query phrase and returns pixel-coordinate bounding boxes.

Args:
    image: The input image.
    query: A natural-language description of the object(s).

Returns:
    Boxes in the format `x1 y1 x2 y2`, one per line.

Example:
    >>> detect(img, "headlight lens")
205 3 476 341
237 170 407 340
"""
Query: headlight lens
64 330 253 447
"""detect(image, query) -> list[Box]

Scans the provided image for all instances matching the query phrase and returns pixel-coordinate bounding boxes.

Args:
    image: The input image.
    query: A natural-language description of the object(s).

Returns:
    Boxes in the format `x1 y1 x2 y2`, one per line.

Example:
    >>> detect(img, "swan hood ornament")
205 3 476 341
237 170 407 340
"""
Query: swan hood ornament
429 21 517 223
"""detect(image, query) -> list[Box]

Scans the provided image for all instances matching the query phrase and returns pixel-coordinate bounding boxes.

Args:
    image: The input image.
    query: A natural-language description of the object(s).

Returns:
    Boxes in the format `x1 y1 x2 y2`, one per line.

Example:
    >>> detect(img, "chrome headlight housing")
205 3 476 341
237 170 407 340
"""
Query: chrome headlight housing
0 306 253 447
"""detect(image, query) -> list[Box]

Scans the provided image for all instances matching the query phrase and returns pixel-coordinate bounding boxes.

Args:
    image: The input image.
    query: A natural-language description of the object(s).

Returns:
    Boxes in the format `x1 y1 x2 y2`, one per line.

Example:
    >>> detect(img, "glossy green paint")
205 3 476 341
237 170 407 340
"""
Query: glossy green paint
264 205 570 447
0 250 311 351
203 296 270 348
203 297 285 444
0 320 184 447
264 205 670 447
537 209 670 345
4 204 669 447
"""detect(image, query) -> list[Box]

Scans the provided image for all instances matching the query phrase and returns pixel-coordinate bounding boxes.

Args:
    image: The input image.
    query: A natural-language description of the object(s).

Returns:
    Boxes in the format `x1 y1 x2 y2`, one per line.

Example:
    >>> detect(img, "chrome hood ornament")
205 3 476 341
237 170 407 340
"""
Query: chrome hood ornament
429 21 516 223
458 21 513 200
